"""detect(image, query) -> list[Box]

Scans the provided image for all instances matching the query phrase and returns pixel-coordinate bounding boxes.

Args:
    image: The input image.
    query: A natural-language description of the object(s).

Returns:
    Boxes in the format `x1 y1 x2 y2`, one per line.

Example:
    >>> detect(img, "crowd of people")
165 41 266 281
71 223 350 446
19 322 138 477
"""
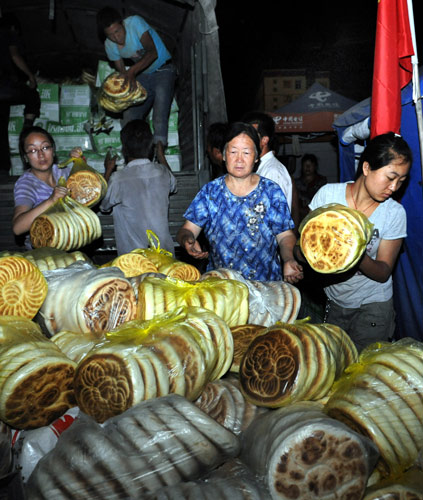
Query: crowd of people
6 7 413 354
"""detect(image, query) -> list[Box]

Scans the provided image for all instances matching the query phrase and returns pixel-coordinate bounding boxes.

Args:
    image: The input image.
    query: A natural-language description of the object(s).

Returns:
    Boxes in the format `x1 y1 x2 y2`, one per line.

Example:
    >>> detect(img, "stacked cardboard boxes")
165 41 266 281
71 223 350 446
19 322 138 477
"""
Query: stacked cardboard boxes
8 60 181 175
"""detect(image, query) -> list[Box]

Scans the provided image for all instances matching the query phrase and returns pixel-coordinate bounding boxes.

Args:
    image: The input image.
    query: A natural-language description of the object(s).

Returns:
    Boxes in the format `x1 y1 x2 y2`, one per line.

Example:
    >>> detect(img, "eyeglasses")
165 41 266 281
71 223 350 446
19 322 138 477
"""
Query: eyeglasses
25 145 53 156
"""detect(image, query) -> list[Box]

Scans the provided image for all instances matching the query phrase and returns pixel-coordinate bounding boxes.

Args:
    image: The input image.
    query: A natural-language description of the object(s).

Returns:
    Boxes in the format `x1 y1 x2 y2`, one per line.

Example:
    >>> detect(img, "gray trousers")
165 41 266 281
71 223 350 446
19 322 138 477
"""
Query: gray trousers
324 298 396 353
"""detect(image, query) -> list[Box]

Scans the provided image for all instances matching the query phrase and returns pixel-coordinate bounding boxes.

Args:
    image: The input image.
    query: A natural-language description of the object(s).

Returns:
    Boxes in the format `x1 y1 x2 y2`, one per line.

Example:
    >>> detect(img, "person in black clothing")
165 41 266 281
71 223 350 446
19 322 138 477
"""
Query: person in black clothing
0 13 41 174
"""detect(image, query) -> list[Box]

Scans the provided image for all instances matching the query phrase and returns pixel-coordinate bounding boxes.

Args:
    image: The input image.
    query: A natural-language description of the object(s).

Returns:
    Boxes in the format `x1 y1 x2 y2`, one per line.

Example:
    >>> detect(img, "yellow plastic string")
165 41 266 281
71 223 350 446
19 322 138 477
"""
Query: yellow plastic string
105 306 188 344
146 229 173 256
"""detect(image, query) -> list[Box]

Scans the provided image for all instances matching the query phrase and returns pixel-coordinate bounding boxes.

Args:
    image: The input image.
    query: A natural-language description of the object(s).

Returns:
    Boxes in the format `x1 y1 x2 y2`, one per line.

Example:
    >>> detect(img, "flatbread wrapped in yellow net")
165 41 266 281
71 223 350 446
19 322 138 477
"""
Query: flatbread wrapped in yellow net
100 251 158 278
98 72 147 113
0 316 76 429
132 230 201 281
59 153 107 208
30 181 102 251
299 203 374 274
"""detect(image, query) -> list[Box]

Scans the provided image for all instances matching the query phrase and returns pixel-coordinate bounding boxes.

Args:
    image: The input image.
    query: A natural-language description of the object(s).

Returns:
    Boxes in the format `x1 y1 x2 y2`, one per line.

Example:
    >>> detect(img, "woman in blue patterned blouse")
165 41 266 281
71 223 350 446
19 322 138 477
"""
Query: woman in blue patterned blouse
177 122 303 283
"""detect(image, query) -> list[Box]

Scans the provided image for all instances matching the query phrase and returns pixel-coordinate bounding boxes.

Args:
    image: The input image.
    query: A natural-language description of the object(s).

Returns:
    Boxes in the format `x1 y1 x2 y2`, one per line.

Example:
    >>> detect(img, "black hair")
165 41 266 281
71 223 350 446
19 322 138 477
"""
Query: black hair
120 119 154 161
206 122 228 153
19 126 57 169
241 111 275 141
222 122 261 167
0 12 22 35
355 132 412 180
96 7 123 41
301 153 319 167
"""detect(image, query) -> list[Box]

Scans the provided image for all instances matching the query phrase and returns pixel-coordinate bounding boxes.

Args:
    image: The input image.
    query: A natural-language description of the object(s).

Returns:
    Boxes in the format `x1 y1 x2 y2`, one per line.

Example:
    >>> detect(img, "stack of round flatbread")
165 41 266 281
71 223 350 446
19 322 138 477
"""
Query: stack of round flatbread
66 169 108 208
98 72 147 113
325 338 423 481
299 203 374 274
73 306 234 422
240 401 377 500
149 459 270 499
0 317 76 429
201 268 301 326
132 248 201 282
51 330 103 363
38 263 137 336
363 468 423 499
101 252 158 278
0 248 91 273
239 322 358 407
137 275 249 327
30 196 102 252
229 323 267 373
26 394 240 499
194 376 268 435
0 256 48 319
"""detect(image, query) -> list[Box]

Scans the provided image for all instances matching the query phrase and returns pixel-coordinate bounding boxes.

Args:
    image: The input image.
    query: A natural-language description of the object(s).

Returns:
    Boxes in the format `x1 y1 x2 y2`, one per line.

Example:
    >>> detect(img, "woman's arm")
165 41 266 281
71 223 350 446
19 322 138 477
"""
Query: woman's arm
12 186 68 235
176 220 209 259
358 238 403 283
276 229 304 284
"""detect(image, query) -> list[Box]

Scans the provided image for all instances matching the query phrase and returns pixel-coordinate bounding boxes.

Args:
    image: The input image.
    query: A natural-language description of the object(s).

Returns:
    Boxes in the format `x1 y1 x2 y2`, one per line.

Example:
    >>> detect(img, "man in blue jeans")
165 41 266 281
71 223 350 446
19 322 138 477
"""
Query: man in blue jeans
97 7 176 168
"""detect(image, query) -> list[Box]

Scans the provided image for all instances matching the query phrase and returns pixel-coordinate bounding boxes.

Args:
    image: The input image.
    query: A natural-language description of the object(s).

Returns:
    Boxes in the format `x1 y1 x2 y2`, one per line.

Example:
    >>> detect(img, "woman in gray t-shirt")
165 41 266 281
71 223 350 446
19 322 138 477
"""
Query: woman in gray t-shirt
307 132 412 352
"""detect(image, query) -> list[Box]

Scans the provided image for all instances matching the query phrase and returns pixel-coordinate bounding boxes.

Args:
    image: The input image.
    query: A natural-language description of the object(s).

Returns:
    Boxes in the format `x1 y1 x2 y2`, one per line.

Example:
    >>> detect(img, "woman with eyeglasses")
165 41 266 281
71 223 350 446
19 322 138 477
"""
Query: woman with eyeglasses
12 125 79 248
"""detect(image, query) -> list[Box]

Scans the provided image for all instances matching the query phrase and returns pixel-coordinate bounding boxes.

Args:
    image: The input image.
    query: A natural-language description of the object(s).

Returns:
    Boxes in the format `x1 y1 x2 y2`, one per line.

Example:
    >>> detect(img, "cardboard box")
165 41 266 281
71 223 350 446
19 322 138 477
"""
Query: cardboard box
38 83 60 122
46 121 91 152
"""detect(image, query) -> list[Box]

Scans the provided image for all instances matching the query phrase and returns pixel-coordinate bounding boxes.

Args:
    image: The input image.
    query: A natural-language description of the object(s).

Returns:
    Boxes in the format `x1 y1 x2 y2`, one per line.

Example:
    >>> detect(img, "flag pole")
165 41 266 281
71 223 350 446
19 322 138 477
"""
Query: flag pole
407 0 423 185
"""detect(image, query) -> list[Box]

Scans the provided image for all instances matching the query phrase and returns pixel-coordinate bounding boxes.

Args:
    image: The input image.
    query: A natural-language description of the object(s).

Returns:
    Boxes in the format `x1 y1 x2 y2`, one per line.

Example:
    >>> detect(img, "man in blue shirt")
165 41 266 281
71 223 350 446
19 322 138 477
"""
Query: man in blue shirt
97 7 176 168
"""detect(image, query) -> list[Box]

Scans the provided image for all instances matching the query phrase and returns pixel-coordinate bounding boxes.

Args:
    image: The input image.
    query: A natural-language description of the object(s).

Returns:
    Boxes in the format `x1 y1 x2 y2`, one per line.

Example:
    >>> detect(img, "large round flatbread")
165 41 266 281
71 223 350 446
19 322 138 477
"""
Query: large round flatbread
300 205 370 273
102 72 132 98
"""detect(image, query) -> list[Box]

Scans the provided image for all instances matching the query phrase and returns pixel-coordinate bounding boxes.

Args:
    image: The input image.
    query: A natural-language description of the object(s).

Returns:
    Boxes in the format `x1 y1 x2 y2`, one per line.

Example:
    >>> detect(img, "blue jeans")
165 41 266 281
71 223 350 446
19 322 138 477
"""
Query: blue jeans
122 62 176 146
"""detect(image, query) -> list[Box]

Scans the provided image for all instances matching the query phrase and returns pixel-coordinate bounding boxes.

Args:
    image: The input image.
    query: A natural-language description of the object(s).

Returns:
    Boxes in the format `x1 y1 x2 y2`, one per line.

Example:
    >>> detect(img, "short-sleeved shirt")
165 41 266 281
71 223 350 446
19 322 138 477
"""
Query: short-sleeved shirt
100 158 177 255
14 164 71 208
14 164 72 249
184 176 294 281
257 151 293 208
105 15 171 74
309 182 407 307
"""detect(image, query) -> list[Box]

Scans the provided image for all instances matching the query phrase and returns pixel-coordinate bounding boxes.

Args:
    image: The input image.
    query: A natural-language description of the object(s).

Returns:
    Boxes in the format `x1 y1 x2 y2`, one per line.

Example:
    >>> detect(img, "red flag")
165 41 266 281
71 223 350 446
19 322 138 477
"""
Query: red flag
370 0 414 138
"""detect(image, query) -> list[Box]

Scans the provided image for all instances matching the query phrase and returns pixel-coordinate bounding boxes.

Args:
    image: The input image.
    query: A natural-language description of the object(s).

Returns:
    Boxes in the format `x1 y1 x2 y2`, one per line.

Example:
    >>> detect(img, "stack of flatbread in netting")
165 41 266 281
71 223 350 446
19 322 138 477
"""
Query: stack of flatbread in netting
299 203 374 274
30 195 102 252
0 247 92 273
37 262 137 337
148 459 271 499
194 375 268 436
238 321 358 408
201 268 301 326
98 71 147 113
0 317 76 430
0 255 48 319
325 338 423 483
362 468 423 500
137 275 249 327
240 401 379 500
132 247 201 281
71 306 234 422
58 154 108 208
26 394 240 499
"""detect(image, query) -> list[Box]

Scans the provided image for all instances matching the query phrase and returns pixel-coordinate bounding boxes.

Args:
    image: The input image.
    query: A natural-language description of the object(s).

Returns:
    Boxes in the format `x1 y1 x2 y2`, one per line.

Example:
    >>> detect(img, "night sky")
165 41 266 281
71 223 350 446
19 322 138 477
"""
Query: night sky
215 1 422 121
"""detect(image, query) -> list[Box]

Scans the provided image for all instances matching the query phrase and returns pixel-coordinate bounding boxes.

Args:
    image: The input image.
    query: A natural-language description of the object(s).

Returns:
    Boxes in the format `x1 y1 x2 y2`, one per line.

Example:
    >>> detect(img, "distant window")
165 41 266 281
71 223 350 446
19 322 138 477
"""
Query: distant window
295 80 302 89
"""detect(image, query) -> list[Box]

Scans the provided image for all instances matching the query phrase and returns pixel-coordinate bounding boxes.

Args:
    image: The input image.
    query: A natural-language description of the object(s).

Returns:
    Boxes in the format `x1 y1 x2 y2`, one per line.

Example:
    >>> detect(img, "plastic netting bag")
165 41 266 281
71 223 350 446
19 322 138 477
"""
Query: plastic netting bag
325 337 423 481
72 306 234 422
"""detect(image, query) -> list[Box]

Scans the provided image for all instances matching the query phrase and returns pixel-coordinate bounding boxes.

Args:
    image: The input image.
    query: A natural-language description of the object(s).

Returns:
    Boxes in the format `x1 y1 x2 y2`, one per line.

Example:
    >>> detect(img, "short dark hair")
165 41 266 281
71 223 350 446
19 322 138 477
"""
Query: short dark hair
96 7 123 39
301 153 319 167
19 126 57 169
355 132 412 179
223 122 261 166
120 119 154 161
206 122 228 153
241 111 275 141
